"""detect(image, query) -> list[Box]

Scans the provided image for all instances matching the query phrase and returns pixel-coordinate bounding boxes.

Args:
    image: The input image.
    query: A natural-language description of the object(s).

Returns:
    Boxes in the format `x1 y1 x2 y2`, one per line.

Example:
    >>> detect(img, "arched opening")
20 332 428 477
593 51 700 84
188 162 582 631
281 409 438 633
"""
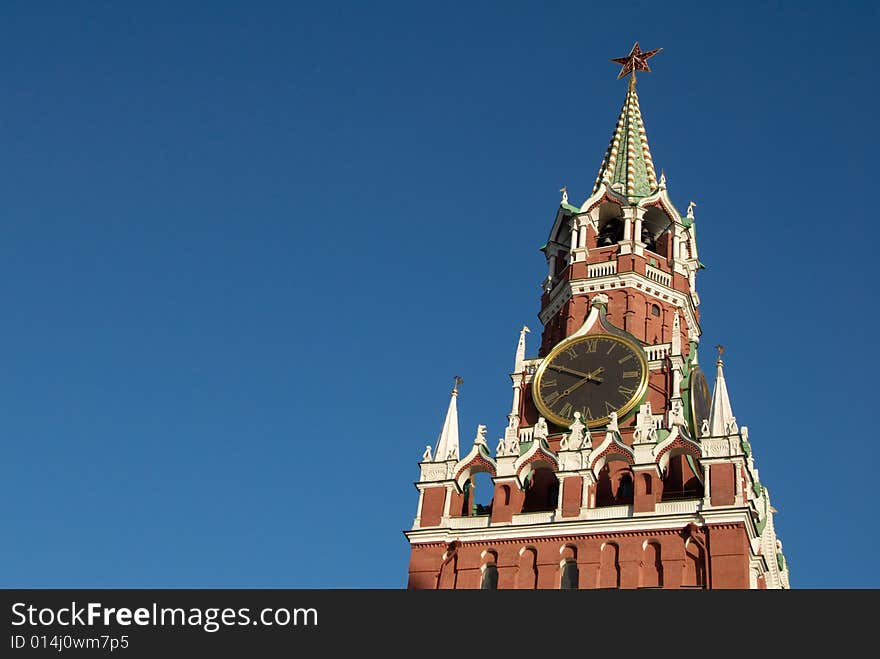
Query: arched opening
471 471 495 516
598 543 620 589
595 460 634 507
651 304 661 317
522 466 559 513
481 564 499 590
641 472 653 496
641 207 671 257
500 484 511 506
640 542 663 588
682 539 706 589
560 561 579 590
597 217 624 246
661 453 703 501
595 203 624 247
516 548 538 589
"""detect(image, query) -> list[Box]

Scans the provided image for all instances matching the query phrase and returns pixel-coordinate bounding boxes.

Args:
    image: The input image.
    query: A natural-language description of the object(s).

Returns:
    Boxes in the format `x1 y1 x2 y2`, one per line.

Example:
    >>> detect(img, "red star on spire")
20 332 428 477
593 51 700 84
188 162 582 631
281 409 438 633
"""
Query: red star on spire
611 42 662 80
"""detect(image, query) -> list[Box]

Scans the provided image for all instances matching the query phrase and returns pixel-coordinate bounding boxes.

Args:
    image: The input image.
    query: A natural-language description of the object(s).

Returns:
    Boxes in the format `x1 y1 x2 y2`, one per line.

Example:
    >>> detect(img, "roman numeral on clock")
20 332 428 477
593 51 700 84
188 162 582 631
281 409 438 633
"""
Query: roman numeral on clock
623 370 639 379
544 391 562 406
541 378 558 389
559 402 573 418
618 385 635 398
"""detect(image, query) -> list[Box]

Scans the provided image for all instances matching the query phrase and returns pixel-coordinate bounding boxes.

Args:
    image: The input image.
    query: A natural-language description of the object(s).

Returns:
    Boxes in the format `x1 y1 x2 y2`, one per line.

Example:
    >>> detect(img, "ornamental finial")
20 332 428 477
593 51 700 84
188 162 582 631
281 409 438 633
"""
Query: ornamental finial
611 42 662 80
715 344 725 363
560 186 568 205
452 375 464 395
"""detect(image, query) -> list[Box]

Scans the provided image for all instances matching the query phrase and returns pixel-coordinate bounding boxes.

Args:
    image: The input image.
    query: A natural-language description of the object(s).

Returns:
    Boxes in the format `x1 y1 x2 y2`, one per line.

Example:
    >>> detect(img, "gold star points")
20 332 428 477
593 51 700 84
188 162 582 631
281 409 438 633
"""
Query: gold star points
611 42 662 80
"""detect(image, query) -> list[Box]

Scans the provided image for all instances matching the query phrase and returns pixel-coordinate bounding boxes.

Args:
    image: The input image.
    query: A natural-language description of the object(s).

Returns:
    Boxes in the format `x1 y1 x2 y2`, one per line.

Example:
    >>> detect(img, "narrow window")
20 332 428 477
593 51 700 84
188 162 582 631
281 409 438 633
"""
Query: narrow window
481 564 499 590
560 561 579 590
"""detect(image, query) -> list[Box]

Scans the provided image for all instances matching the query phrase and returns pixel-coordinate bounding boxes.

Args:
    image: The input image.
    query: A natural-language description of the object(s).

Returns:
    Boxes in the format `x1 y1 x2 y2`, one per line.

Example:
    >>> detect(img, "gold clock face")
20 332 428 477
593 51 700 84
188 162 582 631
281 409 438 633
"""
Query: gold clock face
533 333 649 428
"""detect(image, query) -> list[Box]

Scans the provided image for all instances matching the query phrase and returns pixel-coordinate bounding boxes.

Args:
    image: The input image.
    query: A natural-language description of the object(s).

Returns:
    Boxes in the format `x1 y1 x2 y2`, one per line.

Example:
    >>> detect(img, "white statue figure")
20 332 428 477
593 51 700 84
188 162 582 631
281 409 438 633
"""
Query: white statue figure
565 412 585 449
447 447 458 461
422 445 433 462
687 200 697 218
607 411 619 434
495 437 505 455
474 424 488 447
506 436 520 456
700 418 709 437
560 186 568 205
669 400 686 428
658 170 667 189
533 417 549 441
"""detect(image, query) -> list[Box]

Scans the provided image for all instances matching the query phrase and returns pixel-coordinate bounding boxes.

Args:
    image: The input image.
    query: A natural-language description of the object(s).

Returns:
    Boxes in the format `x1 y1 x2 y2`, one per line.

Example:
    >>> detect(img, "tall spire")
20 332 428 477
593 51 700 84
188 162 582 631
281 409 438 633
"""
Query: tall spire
434 376 462 461
708 346 738 436
592 43 661 201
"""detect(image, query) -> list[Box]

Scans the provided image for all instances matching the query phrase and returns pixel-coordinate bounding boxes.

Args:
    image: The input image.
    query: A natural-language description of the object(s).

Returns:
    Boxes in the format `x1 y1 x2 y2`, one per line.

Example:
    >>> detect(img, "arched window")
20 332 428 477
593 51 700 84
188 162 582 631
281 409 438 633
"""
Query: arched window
481 564 499 590
651 304 661 317
516 548 538 589
598 543 620 589
640 542 663 588
683 540 706 588
641 473 653 496
560 561 579 589
500 484 511 506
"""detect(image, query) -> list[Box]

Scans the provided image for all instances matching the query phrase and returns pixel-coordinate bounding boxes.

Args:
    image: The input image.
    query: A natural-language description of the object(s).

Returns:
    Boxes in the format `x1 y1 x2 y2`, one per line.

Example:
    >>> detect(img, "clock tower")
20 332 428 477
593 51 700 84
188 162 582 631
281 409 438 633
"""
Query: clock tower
404 44 790 589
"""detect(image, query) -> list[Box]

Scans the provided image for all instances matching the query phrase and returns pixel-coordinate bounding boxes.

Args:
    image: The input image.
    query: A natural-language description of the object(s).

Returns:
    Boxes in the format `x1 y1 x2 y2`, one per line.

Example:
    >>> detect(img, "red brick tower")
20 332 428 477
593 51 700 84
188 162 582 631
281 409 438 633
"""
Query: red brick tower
405 44 790 589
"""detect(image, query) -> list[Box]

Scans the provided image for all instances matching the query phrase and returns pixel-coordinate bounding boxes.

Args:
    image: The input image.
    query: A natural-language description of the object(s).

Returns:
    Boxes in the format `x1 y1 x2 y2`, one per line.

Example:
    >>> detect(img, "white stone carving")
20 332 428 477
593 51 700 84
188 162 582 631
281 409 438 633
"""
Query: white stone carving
725 417 739 435
474 424 488 448
422 445 433 462
607 411 619 434
560 186 568 205
668 399 686 429
591 293 609 308
533 417 548 441
700 418 709 437
561 412 585 450
633 402 657 443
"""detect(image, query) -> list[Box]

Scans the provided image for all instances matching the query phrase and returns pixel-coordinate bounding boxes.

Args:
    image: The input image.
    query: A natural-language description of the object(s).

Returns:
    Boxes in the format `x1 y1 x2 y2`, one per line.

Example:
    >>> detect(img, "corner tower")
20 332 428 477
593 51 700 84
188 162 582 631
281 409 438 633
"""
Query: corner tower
405 44 790 590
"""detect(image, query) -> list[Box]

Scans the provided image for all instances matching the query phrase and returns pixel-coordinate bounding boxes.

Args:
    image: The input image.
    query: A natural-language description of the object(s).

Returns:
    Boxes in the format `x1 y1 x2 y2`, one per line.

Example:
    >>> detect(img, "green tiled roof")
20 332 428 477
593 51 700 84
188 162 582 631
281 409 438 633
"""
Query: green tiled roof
591 75 658 201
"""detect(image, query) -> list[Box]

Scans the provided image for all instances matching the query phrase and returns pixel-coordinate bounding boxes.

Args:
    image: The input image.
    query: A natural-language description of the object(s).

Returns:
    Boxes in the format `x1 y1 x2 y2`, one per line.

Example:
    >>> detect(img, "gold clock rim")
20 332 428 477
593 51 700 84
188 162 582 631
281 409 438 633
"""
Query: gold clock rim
532 333 649 429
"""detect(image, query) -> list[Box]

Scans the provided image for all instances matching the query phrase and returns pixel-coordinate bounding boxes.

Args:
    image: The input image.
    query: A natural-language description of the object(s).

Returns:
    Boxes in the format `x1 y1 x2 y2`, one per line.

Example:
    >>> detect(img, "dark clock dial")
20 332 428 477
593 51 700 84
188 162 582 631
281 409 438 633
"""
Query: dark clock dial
532 334 648 428
689 365 711 436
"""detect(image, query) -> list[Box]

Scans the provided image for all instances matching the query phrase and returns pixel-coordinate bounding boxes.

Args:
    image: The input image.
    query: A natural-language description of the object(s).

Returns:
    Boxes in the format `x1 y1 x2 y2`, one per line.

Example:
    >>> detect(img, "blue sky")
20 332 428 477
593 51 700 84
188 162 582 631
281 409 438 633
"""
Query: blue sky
1 1 876 588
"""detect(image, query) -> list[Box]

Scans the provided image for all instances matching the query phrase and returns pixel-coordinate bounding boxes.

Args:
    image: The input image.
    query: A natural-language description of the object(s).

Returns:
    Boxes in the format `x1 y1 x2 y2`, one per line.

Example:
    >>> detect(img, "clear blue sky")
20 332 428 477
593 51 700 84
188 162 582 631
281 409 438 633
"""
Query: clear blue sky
1 1 876 588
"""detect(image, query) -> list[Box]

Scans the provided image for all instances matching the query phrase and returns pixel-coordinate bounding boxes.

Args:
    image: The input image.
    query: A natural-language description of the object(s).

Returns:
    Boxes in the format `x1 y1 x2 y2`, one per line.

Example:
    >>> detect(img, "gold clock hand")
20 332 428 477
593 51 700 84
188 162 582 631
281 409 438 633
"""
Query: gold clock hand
547 364 592 378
